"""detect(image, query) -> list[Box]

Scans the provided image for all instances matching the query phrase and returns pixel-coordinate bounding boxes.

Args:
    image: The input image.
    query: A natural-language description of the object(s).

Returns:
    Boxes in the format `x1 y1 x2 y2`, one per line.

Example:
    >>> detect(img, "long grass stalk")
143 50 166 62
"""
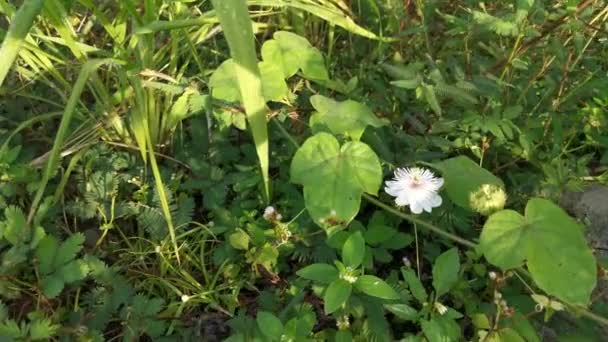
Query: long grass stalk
212 0 270 202
27 59 122 224
0 0 43 86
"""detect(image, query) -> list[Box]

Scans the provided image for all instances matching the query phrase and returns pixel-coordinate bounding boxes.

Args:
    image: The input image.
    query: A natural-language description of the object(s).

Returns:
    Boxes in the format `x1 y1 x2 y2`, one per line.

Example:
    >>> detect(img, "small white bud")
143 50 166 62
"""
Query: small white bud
181 295 190 303
434 302 448 315
154 246 161 253
402 256 412 268
488 271 497 280
208 221 215 227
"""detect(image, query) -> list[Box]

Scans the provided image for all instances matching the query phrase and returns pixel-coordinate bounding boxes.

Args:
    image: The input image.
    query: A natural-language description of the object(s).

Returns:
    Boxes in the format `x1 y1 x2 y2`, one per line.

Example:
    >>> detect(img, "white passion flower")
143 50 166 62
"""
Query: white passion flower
384 167 444 214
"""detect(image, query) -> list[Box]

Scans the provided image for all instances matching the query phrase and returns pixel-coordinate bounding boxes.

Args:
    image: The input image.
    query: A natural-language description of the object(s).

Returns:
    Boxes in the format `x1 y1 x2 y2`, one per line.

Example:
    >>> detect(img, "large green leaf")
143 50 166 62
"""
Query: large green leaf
480 198 596 305
309 95 386 141
432 248 460 297
435 156 504 211
209 59 289 102
291 133 382 228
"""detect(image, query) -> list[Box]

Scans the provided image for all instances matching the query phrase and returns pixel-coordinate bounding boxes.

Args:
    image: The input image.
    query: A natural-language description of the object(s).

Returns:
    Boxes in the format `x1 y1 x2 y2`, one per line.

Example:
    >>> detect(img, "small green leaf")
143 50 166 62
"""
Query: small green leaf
41 274 64 298
432 248 460 297
401 268 427 303
422 84 442 116
421 316 461 342
365 223 396 245
3 206 27 245
324 279 352 314
261 31 329 80
391 78 421 89
256 311 283 340
29 318 59 341
228 229 250 250
435 156 505 211
296 263 339 283
309 95 385 140
335 330 353 342
353 274 399 299
385 304 418 321
342 231 365 268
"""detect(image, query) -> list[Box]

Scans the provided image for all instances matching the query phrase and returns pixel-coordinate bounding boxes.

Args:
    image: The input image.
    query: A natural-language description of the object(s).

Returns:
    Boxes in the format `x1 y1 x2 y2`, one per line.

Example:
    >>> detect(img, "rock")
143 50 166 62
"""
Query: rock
561 184 608 259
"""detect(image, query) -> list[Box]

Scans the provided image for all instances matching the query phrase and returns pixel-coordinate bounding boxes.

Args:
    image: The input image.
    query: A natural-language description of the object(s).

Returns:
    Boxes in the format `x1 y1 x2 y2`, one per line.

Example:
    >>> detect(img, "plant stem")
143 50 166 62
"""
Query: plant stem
362 194 477 249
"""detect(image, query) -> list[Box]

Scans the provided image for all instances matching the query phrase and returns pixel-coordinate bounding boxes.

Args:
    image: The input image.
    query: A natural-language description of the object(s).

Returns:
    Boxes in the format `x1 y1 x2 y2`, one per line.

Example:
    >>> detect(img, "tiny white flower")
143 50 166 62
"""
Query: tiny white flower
434 302 448 315
154 245 161 253
181 294 190 303
385 167 444 214
263 206 276 219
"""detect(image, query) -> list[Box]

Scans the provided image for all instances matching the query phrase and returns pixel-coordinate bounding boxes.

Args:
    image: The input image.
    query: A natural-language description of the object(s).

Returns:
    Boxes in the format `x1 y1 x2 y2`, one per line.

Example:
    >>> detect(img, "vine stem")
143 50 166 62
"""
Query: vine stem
272 116 608 327
362 194 477 249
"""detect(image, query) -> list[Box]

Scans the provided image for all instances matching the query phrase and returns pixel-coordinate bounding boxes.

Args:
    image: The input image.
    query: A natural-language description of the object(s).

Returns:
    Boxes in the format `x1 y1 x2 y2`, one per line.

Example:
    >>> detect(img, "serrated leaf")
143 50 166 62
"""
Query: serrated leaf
290 133 382 228
36 236 59 274
342 231 365 268
480 198 596 305
309 95 385 141
422 84 442 116
256 311 283 340
432 248 460 297
3 206 27 245
55 233 85 267
296 263 339 283
29 318 59 341
41 274 64 298
355 275 400 299
324 279 352 314
58 260 89 283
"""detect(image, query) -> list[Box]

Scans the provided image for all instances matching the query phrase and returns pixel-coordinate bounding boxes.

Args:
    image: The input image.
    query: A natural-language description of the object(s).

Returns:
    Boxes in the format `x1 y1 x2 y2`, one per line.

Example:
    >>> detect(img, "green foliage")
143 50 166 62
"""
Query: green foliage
480 198 597 305
309 95 386 140
291 133 382 228
36 233 89 298
2 0 607 340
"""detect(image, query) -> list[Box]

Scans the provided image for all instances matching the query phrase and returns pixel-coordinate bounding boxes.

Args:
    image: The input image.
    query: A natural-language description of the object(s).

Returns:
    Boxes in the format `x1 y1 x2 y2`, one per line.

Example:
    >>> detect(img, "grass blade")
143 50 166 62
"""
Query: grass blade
0 0 43 86
212 0 270 202
27 58 122 224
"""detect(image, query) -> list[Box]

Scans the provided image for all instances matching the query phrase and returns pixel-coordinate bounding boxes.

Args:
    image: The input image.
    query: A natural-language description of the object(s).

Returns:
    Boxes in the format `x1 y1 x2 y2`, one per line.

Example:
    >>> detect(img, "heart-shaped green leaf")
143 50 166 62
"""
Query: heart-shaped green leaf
309 95 386 141
261 31 329 80
291 133 382 228
480 198 596 305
